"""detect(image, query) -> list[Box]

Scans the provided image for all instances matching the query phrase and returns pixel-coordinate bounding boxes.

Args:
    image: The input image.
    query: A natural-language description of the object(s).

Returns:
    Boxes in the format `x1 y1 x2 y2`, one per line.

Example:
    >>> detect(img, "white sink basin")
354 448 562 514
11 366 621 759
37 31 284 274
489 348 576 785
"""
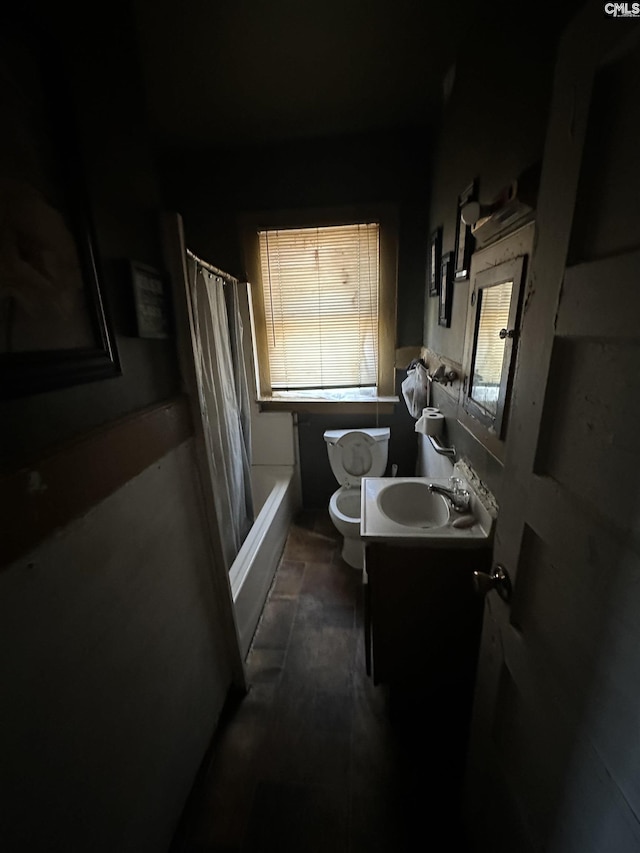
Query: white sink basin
361 470 495 547
377 481 450 528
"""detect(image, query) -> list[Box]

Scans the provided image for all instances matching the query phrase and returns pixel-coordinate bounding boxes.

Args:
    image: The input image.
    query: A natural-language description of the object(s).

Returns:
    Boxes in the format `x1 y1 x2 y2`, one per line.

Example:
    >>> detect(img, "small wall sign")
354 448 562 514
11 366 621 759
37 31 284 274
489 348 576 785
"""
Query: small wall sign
131 262 170 339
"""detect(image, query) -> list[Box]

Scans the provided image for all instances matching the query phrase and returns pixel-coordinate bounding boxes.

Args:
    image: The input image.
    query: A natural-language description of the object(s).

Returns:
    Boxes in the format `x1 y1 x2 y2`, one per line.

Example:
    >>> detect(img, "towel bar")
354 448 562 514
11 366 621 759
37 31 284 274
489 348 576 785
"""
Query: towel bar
428 434 456 458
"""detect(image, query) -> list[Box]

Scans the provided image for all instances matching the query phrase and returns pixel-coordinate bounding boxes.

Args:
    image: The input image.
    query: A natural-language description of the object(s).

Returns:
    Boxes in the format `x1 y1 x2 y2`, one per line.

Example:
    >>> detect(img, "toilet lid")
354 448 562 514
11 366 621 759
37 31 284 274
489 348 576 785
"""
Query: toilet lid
334 431 376 485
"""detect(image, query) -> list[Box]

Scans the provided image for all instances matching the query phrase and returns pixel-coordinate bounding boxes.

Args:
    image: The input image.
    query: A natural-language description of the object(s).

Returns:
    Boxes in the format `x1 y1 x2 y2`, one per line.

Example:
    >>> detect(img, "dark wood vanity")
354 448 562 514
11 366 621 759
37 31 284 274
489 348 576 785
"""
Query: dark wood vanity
364 542 491 689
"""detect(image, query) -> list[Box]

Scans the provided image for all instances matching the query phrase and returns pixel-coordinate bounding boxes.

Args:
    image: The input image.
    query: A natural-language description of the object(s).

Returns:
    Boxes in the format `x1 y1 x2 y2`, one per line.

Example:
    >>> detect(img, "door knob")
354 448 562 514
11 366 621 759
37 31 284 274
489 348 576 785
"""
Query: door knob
473 564 512 602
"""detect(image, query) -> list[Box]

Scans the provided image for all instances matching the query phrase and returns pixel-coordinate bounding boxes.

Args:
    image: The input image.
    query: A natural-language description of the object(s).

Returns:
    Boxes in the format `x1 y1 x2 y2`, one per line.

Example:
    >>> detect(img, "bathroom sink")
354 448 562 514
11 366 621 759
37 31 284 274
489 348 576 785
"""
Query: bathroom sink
360 467 496 548
377 481 449 528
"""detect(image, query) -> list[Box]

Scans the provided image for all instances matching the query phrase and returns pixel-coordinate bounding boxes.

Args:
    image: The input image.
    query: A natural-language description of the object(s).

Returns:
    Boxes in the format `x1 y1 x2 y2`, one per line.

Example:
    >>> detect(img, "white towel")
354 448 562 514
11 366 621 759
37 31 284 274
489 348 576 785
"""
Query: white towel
401 362 429 418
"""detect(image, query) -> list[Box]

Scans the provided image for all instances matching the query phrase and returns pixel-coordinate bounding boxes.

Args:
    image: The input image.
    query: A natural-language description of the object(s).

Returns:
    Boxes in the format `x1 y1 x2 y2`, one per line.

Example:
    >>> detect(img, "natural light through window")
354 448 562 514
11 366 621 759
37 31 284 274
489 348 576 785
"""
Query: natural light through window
470 280 513 417
258 223 379 396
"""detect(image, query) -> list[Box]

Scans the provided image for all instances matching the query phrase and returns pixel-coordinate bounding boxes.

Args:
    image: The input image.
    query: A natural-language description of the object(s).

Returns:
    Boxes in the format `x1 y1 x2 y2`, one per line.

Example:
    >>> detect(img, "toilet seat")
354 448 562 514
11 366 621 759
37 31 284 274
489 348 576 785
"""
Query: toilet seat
329 486 361 524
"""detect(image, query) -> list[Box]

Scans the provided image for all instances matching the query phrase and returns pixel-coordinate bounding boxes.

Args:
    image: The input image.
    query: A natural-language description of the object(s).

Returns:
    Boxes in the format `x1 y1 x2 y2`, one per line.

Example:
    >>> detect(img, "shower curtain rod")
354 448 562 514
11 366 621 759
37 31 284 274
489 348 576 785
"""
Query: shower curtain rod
186 248 241 285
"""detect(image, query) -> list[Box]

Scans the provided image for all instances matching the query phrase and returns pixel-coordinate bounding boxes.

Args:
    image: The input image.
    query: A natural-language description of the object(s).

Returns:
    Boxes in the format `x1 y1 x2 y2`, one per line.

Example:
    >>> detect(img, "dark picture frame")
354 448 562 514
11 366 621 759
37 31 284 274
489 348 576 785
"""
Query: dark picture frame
427 226 443 297
0 19 119 399
438 252 454 327
131 262 171 339
454 180 478 281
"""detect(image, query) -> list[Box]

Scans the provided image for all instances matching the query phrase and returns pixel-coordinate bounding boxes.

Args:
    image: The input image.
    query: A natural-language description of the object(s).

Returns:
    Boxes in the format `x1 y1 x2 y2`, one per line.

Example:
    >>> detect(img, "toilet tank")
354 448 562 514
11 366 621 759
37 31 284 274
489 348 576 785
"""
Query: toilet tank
323 427 390 485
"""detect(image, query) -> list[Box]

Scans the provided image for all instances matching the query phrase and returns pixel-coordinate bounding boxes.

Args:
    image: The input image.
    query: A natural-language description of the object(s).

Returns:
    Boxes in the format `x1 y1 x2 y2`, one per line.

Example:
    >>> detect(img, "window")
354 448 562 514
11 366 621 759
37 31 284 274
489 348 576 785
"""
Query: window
241 207 397 409
259 223 378 391
462 256 526 438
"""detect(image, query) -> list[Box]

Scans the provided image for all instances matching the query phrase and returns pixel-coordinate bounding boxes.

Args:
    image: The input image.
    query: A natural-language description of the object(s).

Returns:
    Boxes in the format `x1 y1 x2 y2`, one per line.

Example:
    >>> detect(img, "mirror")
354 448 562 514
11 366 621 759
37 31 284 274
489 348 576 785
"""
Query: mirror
463 256 526 438
470 280 513 418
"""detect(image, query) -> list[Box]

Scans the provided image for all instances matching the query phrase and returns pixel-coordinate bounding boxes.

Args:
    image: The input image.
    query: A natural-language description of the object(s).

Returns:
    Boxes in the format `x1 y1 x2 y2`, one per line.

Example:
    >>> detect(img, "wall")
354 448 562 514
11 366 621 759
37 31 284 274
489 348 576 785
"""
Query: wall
161 129 432 505
0 7 235 850
0 5 180 469
0 439 231 853
422 8 576 500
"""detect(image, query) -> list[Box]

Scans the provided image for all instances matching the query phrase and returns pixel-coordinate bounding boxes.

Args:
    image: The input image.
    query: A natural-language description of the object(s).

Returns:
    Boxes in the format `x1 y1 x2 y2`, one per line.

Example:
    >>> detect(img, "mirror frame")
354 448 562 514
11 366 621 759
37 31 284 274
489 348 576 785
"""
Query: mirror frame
462 255 526 438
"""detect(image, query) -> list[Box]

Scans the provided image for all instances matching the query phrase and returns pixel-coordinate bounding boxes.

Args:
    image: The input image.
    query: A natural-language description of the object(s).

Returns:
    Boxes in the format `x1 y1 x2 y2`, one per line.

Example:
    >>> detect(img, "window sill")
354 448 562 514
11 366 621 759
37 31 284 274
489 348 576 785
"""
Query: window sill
257 396 398 415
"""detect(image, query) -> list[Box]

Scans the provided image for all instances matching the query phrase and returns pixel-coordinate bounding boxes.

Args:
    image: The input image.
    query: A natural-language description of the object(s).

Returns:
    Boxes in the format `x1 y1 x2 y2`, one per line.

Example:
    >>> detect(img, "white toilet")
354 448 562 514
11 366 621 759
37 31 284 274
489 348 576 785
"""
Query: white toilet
323 427 390 569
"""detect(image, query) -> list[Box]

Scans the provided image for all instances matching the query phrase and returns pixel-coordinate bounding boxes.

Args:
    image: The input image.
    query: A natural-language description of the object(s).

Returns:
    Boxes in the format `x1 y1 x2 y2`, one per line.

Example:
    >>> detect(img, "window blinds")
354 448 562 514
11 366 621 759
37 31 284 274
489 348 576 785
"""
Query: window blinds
258 223 379 390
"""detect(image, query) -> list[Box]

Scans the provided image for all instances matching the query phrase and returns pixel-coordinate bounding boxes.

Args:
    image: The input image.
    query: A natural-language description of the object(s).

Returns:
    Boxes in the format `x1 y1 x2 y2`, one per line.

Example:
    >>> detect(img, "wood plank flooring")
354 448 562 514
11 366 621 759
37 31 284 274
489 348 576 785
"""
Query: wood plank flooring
171 511 472 852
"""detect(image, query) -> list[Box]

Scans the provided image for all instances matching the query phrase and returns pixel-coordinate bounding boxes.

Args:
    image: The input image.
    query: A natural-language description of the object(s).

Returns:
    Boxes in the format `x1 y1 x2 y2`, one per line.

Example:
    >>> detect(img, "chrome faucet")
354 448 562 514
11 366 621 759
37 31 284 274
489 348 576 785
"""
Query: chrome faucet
427 479 471 513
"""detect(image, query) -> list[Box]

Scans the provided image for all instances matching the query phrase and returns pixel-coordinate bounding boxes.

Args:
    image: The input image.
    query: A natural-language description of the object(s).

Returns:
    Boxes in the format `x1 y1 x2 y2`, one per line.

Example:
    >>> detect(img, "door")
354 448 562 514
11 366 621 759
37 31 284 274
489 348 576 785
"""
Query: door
466 9 640 853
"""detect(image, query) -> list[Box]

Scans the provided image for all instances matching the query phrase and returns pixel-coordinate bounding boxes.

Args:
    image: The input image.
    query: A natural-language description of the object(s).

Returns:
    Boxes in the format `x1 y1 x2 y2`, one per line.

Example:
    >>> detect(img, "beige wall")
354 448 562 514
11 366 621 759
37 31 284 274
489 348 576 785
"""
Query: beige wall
0 9 235 850
0 440 232 853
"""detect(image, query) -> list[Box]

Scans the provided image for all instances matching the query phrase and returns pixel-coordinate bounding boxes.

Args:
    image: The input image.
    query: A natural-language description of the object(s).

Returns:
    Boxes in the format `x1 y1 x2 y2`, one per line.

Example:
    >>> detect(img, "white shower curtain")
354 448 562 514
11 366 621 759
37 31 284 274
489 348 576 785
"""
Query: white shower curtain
189 258 253 568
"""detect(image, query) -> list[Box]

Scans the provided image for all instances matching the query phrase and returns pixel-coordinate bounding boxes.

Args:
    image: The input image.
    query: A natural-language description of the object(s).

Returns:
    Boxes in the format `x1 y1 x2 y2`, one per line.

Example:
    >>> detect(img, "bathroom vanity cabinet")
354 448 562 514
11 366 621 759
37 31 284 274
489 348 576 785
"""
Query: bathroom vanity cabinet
364 542 490 688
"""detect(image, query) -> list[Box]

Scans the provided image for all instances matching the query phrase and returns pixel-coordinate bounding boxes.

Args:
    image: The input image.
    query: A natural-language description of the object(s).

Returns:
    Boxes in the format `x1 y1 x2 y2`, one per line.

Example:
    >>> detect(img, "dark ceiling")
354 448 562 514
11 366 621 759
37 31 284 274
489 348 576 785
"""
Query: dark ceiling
132 0 487 149
132 0 582 151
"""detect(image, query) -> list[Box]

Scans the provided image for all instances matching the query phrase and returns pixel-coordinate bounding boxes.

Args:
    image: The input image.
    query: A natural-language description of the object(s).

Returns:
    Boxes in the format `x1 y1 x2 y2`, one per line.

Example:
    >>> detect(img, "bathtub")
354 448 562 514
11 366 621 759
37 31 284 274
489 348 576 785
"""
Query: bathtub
230 465 299 659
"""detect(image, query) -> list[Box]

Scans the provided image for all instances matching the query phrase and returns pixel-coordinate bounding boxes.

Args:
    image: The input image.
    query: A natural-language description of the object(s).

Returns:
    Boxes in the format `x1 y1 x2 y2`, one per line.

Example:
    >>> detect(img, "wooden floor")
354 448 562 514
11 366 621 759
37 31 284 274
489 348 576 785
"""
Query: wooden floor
171 510 472 853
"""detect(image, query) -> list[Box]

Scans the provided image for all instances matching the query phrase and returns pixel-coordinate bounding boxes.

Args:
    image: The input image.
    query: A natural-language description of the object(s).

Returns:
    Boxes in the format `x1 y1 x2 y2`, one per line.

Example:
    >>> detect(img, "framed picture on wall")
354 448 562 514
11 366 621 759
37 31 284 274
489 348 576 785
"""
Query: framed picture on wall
427 226 443 297
454 180 478 281
0 17 120 399
438 252 454 327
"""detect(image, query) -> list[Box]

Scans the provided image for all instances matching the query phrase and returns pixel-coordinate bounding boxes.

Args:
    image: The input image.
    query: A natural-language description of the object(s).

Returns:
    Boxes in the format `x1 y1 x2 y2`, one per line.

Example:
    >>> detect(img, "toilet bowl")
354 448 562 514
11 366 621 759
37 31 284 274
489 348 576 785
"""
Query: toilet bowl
323 428 390 569
329 487 363 568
